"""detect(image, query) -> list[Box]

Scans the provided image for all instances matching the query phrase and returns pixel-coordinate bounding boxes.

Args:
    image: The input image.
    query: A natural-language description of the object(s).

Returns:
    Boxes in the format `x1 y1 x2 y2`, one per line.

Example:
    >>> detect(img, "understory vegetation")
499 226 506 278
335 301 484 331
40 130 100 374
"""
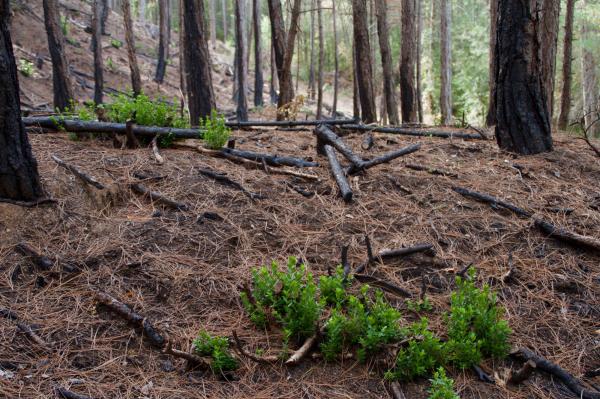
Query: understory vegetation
240 258 511 387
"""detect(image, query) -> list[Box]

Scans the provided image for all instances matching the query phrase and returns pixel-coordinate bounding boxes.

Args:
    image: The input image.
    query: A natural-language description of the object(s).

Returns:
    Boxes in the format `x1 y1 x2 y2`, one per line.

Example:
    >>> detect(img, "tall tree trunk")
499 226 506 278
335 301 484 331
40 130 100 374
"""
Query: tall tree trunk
581 5 599 137
92 0 104 104
486 0 498 126
139 0 146 23
307 0 316 100
122 0 142 96
331 0 339 117
235 0 249 120
439 0 452 125
155 0 169 83
209 0 217 48
416 0 423 123
557 0 574 130
539 0 560 121
0 0 43 201
270 44 279 104
494 0 553 154
253 0 264 106
100 0 109 34
269 0 301 119
352 0 377 123
352 40 360 119
400 0 418 123
222 0 228 41
316 0 324 119
42 0 74 111
182 0 216 125
179 0 186 99
374 0 399 125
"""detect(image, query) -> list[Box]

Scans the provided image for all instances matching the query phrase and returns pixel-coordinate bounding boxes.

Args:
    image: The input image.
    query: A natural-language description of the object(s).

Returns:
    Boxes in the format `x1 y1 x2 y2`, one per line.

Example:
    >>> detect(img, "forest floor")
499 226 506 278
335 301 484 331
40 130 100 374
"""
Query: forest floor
3 1 600 399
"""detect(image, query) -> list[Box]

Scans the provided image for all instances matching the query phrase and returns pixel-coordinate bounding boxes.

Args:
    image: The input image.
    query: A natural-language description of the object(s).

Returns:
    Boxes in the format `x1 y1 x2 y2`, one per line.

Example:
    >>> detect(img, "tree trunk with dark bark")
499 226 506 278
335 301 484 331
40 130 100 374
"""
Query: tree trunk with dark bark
155 0 169 83
494 0 553 154
486 0 498 126
557 0 574 130
267 0 287 94
178 0 186 98
400 0 418 123
316 0 324 119
122 0 142 96
253 0 264 106
0 0 43 201
222 0 228 41
440 0 452 125
374 0 399 125
209 0 217 48
581 2 599 137
235 0 248 120
331 0 339 117
352 0 377 123
182 0 216 125
91 0 104 104
416 0 423 123
100 0 108 35
539 0 560 121
42 0 74 111
308 0 316 100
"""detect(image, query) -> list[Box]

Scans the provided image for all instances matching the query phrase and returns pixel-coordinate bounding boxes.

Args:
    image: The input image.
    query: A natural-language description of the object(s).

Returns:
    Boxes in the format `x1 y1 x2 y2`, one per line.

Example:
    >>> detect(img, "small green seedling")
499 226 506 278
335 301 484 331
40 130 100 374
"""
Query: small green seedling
193 330 238 374
202 110 231 149
18 59 34 77
428 367 460 399
406 297 433 312
111 38 123 49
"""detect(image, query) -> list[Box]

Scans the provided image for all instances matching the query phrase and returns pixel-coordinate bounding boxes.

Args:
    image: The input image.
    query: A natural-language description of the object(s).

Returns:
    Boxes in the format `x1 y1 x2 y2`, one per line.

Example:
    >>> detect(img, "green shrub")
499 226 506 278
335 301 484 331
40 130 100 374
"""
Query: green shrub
318 266 348 306
193 331 238 374
428 367 460 399
60 15 69 36
406 297 433 312
446 268 511 369
111 38 123 49
202 110 231 149
18 59 34 77
106 57 117 73
385 318 447 381
105 93 189 128
241 257 321 345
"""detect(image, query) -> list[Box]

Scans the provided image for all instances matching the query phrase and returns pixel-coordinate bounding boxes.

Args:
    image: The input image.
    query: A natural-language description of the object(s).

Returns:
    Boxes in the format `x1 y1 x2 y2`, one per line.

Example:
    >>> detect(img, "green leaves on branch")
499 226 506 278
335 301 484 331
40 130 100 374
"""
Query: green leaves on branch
428 367 460 399
193 331 238 374
201 110 231 149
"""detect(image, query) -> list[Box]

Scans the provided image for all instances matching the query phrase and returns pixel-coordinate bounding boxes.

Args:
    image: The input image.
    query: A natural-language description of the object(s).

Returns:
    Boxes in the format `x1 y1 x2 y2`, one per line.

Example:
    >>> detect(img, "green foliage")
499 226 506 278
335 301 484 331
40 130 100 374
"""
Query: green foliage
321 287 402 362
385 318 447 381
428 367 460 399
111 38 123 49
406 297 433 313
106 57 117 73
241 257 321 344
60 15 69 36
318 266 348 306
192 331 238 374
104 93 189 128
201 110 231 149
446 268 511 369
18 59 34 77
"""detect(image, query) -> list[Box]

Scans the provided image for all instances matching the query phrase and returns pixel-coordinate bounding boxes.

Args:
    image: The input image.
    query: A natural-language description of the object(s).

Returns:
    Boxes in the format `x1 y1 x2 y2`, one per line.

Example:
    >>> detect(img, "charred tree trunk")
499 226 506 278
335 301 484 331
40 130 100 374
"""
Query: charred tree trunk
270 44 279 104
374 0 399 125
42 0 74 111
0 0 43 201
581 4 599 137
557 0 574 130
486 0 498 126
100 0 108 34
209 0 217 48
308 0 316 100
439 0 452 125
316 0 324 119
178 0 186 98
235 0 249 120
182 0 216 125
494 0 553 154
270 0 301 119
352 0 377 123
331 0 339 117
91 0 104 104
253 0 264 106
352 40 360 119
122 0 142 96
400 0 418 123
155 0 169 83
416 0 423 123
539 0 560 121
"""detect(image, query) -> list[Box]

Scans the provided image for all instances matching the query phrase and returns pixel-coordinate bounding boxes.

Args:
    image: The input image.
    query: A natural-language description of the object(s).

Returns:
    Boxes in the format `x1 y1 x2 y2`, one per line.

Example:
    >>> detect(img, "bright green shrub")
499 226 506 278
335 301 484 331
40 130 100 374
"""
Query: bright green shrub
106 93 189 128
202 110 230 149
318 266 348 306
193 331 238 373
428 367 460 399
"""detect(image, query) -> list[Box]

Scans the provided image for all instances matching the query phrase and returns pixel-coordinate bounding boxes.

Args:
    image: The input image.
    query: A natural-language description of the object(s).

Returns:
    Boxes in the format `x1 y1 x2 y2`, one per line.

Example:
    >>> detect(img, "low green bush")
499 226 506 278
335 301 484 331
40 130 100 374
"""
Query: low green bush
201 110 231 149
18 59 34 77
428 367 460 399
193 330 238 374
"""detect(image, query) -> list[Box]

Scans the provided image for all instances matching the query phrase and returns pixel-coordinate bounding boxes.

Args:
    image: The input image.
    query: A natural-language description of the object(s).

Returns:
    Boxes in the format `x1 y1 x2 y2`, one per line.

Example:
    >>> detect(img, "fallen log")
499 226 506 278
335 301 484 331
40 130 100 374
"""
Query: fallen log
353 274 411 297
453 186 600 252
508 359 536 385
0 309 52 350
14 243 54 271
94 292 166 349
285 182 315 197
347 143 422 175
355 243 435 274
285 332 320 366
54 387 93 399
232 331 279 364
222 148 318 168
150 136 165 164
315 124 365 167
324 145 353 202
130 183 189 211
52 155 106 190
199 168 263 200
405 163 458 178
226 118 358 128
512 348 600 399
340 124 483 140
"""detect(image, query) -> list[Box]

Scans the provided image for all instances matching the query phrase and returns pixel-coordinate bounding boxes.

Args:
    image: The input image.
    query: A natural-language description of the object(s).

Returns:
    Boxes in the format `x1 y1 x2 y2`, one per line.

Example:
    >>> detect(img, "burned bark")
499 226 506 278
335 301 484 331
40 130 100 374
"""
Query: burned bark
352 0 377 123
486 0 498 126
122 0 142 96
440 0 452 125
400 0 418 123
557 0 574 130
253 0 264 106
374 0 399 125
155 0 170 83
91 0 104 104
235 0 249 121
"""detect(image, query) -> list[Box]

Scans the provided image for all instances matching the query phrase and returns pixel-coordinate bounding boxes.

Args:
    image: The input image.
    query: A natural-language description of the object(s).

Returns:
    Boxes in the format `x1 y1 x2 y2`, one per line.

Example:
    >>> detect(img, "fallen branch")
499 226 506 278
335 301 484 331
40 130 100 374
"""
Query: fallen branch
222 147 318 168
130 183 189 211
405 163 458 178
231 331 279 364
353 275 411 297
0 309 52 350
162 342 211 369
285 332 320 365
54 387 93 399
512 348 600 399
473 364 495 383
347 144 422 174
52 155 106 190
453 186 600 252
199 167 264 200
339 124 484 140
315 124 365 168
284 182 315 197
14 242 54 271
227 118 358 128
355 243 434 274
508 359 537 385
324 145 353 202
94 291 166 348
150 136 164 164
389 382 408 399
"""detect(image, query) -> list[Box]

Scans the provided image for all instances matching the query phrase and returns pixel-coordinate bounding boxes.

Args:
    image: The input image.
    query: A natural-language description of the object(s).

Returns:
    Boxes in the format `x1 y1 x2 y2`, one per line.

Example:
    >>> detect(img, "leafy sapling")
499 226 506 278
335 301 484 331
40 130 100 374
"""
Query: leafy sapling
202 110 231 149
193 331 238 373
428 367 460 399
